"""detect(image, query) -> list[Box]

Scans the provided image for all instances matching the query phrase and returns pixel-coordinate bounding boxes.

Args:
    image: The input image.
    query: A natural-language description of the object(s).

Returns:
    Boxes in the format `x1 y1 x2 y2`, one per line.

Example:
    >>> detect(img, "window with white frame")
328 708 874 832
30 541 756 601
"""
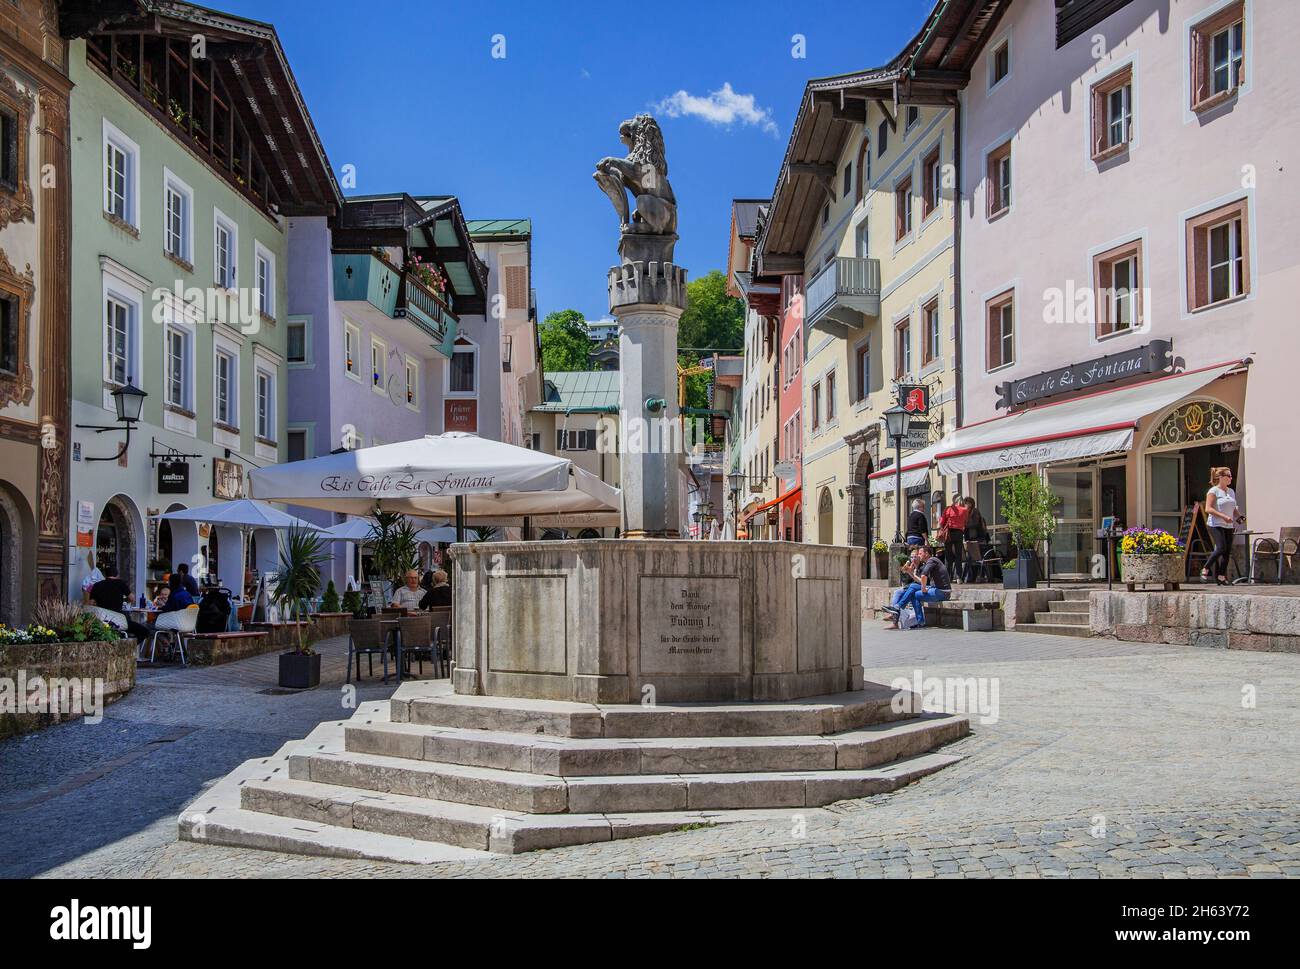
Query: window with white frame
986 291 1015 370
989 39 1010 90
286 320 306 363
255 367 275 442
826 369 837 422
1190 2 1245 110
214 349 237 427
104 295 132 387
214 210 237 288
370 336 386 391
405 356 419 407
1187 199 1250 310
103 122 137 226
164 324 192 411
163 170 192 263
255 244 275 317
344 321 360 378
449 337 477 395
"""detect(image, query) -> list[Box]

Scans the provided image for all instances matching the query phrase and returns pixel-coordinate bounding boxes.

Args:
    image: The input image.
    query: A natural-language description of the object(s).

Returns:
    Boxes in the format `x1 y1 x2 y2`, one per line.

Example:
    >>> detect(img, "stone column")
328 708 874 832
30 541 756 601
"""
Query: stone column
608 260 687 538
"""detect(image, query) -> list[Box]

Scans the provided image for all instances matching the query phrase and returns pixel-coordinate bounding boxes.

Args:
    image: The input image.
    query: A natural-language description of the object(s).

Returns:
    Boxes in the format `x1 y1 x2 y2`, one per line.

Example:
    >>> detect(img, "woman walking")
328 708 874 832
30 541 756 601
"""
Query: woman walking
961 497 991 582
1202 467 1240 585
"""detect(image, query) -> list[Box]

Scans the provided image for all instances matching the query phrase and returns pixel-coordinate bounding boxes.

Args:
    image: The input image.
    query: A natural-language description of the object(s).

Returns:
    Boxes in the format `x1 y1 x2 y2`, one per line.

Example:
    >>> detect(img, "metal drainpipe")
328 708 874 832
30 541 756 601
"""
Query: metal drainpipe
952 95 965 501
771 315 780 539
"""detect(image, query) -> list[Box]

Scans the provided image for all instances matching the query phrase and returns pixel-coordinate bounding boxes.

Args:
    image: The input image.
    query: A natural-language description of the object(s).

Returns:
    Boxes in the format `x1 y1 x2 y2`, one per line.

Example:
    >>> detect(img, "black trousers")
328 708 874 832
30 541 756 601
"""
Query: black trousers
1205 526 1234 579
125 619 152 643
943 535 966 579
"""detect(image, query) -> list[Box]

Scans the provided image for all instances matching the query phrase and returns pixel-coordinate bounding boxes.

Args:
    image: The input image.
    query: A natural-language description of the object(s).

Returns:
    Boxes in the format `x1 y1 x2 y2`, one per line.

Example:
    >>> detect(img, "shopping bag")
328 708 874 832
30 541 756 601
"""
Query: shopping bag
899 605 921 630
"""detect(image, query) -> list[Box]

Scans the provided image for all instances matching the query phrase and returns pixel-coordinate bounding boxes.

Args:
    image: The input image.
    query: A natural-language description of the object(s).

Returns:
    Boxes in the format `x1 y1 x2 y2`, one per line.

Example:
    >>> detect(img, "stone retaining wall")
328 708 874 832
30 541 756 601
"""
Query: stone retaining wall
0 640 136 739
1091 590 1300 653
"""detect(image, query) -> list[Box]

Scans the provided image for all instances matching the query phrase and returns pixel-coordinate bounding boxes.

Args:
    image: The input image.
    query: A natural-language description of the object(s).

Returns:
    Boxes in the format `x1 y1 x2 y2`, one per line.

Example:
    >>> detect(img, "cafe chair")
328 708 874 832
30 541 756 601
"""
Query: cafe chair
347 618 389 683
85 605 128 632
398 614 434 678
147 607 199 666
1252 529 1299 585
424 607 452 678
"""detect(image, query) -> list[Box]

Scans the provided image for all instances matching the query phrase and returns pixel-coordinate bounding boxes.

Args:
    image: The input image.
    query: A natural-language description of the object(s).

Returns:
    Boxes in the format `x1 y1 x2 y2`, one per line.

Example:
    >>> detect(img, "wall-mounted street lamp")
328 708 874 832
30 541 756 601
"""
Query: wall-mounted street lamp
76 383 147 462
882 404 911 544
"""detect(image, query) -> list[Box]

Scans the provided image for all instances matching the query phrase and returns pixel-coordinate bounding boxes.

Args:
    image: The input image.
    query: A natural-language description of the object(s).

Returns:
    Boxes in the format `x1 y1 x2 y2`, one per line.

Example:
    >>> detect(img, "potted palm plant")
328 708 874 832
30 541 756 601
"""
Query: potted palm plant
273 525 330 689
998 473 1060 590
367 510 421 602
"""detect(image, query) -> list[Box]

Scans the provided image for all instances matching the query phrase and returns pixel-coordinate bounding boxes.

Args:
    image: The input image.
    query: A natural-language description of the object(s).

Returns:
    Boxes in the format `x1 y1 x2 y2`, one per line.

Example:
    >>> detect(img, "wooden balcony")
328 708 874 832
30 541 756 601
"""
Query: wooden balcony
400 272 459 359
805 257 881 338
332 250 401 316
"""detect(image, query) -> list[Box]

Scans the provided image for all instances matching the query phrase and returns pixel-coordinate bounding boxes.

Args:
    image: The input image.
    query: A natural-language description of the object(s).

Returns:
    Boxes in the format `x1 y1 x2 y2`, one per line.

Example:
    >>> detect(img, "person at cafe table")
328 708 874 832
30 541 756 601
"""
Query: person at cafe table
391 569 425 610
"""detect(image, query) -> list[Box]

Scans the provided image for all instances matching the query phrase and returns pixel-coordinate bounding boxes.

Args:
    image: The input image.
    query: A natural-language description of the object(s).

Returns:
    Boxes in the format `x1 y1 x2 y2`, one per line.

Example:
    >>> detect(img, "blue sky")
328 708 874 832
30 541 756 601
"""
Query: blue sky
223 0 934 326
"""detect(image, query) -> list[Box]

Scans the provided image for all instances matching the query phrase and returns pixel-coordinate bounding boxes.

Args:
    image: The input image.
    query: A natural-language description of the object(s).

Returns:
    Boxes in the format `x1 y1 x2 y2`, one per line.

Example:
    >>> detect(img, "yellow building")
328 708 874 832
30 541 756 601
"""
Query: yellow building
756 62 966 550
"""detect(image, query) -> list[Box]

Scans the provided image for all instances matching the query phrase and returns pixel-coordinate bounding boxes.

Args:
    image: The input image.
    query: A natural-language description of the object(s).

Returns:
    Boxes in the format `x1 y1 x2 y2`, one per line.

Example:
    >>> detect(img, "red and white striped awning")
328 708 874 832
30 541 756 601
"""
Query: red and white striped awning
868 359 1245 486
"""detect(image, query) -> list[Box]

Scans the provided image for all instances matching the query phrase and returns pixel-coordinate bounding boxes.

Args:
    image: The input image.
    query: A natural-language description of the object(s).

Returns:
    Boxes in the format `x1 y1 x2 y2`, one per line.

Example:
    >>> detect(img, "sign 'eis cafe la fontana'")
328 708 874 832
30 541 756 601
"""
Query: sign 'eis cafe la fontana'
995 339 1176 410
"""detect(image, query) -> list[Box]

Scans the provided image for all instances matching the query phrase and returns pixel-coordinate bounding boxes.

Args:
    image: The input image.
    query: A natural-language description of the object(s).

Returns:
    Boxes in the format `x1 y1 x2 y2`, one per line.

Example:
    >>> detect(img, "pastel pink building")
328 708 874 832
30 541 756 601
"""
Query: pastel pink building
928 0 1295 577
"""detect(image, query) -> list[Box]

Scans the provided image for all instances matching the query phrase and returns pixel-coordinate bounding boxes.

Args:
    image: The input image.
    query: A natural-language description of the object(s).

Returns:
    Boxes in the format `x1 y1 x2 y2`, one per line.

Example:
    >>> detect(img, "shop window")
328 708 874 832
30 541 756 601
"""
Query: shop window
1186 199 1250 311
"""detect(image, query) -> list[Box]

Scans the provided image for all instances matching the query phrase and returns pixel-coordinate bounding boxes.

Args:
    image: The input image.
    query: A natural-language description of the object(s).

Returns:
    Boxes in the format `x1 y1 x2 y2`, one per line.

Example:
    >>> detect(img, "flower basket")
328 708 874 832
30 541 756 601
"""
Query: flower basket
1118 527 1184 590
1119 553 1184 587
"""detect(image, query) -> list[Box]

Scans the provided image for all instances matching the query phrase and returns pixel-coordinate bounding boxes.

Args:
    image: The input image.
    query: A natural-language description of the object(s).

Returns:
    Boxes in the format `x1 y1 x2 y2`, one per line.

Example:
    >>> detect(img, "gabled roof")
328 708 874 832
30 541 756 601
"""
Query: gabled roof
332 193 489 312
756 2 1011 273
62 0 342 216
466 218 532 240
533 371 620 413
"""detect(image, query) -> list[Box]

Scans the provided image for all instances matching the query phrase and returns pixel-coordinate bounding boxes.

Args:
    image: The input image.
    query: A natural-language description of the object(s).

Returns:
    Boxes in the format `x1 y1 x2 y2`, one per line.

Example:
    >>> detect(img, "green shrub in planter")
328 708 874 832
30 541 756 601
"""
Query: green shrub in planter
320 580 341 613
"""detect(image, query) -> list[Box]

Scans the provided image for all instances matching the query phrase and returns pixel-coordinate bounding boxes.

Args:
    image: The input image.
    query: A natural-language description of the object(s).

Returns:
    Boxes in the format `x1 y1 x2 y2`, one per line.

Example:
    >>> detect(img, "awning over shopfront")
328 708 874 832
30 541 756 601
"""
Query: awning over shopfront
934 360 1245 476
868 440 946 495
744 486 800 521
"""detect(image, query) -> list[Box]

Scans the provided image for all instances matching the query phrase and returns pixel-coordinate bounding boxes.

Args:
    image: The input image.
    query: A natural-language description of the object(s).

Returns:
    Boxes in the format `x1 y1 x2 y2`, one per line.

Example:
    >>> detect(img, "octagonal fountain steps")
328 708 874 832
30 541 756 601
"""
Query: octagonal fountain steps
179 681 968 860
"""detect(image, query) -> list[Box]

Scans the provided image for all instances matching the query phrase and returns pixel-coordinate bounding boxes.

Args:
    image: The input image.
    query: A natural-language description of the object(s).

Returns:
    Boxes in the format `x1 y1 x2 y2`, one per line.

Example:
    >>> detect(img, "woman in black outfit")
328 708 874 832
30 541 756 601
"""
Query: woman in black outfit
962 497 991 582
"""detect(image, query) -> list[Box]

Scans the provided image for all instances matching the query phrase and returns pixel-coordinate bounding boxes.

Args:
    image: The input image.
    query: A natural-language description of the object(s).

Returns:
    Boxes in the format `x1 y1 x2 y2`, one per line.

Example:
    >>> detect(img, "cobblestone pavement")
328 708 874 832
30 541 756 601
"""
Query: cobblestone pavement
9 627 1299 879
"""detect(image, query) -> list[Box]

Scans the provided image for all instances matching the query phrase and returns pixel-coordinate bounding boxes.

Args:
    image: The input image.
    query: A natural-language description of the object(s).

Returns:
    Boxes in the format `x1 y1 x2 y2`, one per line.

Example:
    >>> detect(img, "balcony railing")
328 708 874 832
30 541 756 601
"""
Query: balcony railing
401 273 459 358
806 257 881 336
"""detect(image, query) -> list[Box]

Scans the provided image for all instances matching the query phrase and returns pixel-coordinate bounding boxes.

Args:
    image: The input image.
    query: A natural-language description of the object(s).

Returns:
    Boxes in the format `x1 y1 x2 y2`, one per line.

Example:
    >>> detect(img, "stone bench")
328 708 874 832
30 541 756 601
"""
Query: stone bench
184 631 271 667
930 600 999 631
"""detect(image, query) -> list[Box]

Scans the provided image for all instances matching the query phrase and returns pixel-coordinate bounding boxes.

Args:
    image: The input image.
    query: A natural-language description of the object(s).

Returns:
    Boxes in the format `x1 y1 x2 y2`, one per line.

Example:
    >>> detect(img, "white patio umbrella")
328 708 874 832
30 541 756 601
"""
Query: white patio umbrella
154 498 324 531
416 524 479 544
247 432 620 539
153 499 324 593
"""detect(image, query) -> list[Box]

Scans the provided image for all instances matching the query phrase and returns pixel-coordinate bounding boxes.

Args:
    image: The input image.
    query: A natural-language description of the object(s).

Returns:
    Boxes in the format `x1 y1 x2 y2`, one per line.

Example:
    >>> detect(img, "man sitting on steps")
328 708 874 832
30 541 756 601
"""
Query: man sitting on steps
882 548 924 625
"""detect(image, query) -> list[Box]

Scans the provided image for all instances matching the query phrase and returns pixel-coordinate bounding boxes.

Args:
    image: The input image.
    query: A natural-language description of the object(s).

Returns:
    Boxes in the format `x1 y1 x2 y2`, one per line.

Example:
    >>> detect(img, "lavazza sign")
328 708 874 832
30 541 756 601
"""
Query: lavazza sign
995 339 1174 410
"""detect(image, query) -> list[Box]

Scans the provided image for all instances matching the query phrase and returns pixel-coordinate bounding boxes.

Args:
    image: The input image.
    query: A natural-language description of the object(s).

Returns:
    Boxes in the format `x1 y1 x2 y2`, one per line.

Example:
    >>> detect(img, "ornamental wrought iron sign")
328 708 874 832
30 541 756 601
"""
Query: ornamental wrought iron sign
995 339 1175 409
1147 400 1242 449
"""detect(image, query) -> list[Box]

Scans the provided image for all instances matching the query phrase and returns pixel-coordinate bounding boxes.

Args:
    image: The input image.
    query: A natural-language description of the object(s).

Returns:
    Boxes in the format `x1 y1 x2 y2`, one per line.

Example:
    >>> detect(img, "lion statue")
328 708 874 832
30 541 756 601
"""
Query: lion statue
594 114 677 238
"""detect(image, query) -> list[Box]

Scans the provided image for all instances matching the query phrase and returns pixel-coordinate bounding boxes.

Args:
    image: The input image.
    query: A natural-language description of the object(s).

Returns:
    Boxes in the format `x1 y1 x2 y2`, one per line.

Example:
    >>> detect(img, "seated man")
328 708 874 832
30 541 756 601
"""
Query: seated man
157 572 195 613
390 569 425 611
419 569 452 610
89 565 151 643
882 549 923 623
894 546 952 630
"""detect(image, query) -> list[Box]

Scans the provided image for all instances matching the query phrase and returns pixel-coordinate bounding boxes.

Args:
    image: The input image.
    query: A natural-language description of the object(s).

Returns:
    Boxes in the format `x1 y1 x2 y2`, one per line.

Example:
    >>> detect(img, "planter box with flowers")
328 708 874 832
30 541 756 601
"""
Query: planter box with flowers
0 601 134 739
871 540 890 581
1119 527 1185 591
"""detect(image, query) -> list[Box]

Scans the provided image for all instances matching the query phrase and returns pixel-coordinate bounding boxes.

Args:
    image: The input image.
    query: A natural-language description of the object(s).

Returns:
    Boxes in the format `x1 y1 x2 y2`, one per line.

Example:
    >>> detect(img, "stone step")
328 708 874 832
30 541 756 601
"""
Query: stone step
1033 610 1088 626
1046 599 1091 614
290 746 962 814
1014 621 1093 638
398 684 916 739
240 777 829 854
344 713 969 776
1060 589 1093 601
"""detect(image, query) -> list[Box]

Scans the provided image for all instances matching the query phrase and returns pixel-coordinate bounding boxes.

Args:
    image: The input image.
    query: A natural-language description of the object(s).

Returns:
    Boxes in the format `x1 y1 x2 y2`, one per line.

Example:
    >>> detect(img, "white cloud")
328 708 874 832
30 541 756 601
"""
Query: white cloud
653 82 778 137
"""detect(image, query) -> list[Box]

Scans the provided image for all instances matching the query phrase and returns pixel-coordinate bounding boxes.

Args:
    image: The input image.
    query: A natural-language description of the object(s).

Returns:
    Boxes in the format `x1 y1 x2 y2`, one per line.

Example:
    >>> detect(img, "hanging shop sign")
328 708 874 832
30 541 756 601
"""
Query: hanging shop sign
995 339 1174 409
902 419 931 452
157 460 190 494
897 384 930 416
213 458 244 500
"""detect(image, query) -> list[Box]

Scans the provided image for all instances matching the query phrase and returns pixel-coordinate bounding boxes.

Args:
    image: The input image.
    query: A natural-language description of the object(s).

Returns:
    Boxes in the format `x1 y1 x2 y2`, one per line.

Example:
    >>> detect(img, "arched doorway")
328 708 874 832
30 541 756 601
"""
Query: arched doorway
849 453 874 548
160 502 202 579
1141 397 1244 541
0 482 35 627
97 494 143 592
817 488 834 545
